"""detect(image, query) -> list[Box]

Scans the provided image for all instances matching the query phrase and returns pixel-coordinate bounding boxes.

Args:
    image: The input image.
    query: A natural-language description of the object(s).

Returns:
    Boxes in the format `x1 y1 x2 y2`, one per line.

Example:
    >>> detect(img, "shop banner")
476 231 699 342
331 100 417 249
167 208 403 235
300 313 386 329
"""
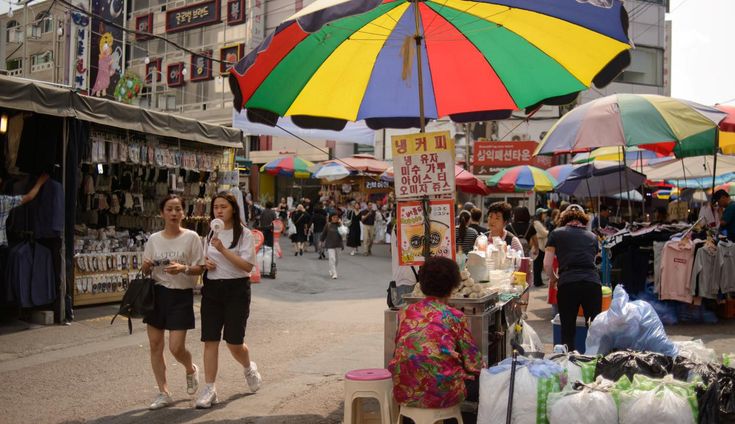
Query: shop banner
391 131 455 199
472 141 552 175
396 200 455 266
365 180 390 190
90 0 125 99
165 0 221 33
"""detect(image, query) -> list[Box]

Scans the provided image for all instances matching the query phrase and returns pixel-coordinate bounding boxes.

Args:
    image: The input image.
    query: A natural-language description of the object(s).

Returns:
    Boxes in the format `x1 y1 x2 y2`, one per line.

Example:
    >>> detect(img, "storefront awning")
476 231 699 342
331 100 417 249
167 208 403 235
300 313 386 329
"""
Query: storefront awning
0 75 243 148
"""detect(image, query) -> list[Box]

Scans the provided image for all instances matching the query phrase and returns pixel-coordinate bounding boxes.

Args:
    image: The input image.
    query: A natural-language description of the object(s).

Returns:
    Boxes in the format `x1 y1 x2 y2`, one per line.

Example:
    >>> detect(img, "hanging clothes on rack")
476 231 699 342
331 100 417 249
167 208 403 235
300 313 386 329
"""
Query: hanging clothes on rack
659 238 695 304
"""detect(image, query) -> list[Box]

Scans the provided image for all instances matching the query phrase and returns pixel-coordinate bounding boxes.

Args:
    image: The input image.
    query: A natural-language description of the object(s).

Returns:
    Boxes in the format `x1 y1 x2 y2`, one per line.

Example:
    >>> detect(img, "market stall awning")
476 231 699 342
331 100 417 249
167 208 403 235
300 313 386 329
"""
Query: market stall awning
0 75 243 148
641 154 735 180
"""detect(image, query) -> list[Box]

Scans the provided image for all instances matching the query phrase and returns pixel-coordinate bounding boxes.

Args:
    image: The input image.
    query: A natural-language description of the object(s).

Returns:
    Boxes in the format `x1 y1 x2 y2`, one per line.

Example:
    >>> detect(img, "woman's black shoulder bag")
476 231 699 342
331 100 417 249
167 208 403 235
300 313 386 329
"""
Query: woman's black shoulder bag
111 272 155 334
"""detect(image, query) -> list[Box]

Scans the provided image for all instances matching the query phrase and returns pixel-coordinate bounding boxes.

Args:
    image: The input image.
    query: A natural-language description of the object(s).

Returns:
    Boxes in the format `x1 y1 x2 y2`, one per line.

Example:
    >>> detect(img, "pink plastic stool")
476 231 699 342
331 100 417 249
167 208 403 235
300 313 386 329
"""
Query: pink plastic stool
343 368 396 424
346 368 392 381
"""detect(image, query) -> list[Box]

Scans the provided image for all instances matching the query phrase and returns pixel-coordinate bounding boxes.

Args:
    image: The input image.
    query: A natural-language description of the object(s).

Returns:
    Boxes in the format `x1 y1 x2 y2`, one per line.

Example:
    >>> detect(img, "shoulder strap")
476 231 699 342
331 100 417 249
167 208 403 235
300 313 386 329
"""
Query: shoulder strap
523 223 532 239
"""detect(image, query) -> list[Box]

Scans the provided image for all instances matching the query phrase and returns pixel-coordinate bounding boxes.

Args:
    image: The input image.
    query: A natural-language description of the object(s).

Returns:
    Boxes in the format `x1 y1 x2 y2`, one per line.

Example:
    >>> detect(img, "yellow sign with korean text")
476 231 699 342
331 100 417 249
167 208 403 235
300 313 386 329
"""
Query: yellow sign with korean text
391 131 456 199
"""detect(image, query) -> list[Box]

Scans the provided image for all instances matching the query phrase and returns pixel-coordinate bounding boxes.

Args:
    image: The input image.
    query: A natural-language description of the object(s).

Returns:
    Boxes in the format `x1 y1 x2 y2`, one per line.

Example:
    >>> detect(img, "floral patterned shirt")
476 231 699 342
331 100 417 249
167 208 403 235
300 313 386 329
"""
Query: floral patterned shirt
389 297 482 408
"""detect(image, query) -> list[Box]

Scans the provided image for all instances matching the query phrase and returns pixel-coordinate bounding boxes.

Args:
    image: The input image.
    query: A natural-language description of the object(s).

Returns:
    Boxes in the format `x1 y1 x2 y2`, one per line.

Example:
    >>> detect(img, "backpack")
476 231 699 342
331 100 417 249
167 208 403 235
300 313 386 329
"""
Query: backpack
111 272 155 334
511 223 533 257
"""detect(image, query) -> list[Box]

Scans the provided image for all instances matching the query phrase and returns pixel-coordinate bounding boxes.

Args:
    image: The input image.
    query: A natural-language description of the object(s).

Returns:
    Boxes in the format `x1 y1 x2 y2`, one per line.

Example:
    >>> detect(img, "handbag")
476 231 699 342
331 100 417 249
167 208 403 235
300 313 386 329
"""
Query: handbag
338 224 349 237
111 272 155 334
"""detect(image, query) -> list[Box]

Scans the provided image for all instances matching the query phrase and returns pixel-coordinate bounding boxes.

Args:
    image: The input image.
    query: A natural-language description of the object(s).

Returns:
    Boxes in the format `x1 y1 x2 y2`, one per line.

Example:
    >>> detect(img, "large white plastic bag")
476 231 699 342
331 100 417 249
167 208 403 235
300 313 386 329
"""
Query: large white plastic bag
616 375 698 424
674 339 717 363
585 285 678 356
508 321 545 354
478 357 564 424
547 378 617 424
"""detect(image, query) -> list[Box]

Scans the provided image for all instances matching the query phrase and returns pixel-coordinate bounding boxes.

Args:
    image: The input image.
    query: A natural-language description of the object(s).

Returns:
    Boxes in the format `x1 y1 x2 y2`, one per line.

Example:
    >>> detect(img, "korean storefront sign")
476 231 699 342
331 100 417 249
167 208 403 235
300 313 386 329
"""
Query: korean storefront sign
391 131 455 199
365 180 391 190
472 141 552 175
166 0 221 33
396 200 455 266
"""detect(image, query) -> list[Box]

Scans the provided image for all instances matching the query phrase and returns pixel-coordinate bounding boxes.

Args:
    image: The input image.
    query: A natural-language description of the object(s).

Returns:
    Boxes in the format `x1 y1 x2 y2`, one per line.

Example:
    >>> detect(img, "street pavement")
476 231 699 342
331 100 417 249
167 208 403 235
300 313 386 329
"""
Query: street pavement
1 241 734 423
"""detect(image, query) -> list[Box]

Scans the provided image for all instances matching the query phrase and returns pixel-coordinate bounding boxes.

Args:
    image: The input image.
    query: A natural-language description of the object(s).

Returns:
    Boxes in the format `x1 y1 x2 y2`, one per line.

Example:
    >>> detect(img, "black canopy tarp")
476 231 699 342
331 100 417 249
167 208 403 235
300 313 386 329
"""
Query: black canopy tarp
0 75 242 148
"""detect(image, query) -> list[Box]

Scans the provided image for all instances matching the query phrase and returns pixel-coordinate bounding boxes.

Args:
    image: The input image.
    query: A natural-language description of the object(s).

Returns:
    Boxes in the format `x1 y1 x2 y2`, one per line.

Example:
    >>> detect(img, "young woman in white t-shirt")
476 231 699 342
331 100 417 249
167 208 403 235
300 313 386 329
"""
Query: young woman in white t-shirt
141 194 205 410
195 192 262 409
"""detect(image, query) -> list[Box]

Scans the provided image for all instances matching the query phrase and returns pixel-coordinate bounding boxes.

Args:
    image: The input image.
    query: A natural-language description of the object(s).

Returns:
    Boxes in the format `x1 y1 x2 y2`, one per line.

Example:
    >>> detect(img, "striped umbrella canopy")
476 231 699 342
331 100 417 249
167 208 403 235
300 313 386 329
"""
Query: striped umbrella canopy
486 165 557 193
546 164 576 184
312 162 352 181
572 146 664 164
230 0 632 130
535 94 728 158
261 156 314 178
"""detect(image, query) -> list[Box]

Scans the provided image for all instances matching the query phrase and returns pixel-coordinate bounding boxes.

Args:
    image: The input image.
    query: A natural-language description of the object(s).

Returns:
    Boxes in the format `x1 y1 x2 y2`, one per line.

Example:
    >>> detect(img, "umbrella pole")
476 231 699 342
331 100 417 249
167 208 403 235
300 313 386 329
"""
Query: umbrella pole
712 131 720 195
413 0 426 134
621 146 632 220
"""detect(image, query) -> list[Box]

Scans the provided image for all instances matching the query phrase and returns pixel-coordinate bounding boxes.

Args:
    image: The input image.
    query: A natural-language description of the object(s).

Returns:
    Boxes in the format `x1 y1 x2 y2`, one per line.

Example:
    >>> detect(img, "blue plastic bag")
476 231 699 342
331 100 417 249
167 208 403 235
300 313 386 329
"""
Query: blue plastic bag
585 285 678 356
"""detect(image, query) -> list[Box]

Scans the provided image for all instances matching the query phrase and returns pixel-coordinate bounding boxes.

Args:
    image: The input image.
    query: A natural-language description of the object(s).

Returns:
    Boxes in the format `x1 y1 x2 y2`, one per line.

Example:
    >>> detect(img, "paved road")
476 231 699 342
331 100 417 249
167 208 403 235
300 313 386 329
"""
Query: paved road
1 241 733 423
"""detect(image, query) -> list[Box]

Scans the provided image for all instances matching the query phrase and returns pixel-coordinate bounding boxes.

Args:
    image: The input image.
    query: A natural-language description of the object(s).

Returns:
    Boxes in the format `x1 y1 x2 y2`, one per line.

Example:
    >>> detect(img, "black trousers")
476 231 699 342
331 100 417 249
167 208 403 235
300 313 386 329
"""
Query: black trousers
533 250 545 286
557 282 602 351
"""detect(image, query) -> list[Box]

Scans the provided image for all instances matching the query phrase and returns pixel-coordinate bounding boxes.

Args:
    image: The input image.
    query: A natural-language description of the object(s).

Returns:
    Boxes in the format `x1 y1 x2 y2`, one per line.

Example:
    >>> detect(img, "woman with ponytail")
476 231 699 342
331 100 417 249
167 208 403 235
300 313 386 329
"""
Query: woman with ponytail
455 210 478 255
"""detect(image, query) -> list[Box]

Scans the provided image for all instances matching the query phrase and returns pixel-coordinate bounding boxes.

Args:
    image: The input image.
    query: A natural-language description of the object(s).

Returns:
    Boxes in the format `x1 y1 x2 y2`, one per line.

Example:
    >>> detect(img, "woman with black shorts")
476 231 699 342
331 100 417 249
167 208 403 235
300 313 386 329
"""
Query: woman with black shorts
195 192 262 409
142 194 205 410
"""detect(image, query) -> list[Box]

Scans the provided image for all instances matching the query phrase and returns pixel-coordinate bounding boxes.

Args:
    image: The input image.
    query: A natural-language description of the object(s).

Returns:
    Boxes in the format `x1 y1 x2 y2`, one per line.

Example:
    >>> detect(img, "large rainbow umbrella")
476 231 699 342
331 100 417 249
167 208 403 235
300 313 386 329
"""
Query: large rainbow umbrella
261 156 314 178
535 94 728 158
486 165 557 193
546 164 576 184
230 0 632 130
715 182 735 196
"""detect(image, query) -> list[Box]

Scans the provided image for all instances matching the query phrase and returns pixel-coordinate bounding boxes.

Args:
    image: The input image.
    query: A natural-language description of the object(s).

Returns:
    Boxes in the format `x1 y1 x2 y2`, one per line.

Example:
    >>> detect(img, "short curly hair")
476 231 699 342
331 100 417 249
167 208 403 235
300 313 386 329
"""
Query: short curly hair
559 208 590 226
487 201 512 222
418 256 461 298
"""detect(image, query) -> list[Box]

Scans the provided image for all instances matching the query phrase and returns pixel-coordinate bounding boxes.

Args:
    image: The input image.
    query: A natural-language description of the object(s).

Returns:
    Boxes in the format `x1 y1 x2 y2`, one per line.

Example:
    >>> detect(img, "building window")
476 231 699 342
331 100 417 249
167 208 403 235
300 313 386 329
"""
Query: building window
32 51 53 66
614 45 663 86
6 20 21 43
35 11 52 34
133 0 150 12
6 57 22 70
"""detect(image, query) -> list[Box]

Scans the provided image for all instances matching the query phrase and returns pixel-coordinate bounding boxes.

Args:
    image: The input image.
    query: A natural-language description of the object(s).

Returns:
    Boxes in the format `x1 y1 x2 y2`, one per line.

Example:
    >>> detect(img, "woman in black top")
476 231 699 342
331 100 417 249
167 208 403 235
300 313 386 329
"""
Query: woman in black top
544 205 601 351
290 204 310 256
455 210 478 255
345 202 362 255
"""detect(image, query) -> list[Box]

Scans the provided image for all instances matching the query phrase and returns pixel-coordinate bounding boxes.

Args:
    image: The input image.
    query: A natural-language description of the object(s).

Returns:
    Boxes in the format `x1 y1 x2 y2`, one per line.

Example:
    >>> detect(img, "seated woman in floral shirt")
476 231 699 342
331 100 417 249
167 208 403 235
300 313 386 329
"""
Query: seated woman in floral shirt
389 256 482 409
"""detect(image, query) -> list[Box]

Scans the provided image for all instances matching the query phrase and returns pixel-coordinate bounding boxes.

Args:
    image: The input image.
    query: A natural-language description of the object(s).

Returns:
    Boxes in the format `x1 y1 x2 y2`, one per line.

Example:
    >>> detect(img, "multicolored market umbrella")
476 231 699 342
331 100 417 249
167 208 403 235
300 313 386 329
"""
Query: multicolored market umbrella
535 94 728 158
322 154 389 174
261 156 314 178
230 0 632 130
555 161 646 198
312 162 351 181
572 146 664 164
715 182 735 196
486 165 557 193
546 164 576 184
717 104 735 155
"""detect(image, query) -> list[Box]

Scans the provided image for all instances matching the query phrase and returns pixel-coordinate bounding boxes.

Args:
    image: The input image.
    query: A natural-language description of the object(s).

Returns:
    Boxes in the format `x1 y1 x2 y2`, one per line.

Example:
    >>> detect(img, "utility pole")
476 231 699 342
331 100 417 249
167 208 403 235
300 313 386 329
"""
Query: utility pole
23 0 28 76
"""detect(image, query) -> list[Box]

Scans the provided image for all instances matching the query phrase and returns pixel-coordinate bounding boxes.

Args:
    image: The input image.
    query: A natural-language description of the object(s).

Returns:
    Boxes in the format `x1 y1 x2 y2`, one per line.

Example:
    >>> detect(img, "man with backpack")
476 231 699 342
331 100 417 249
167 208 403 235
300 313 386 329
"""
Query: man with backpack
506 206 539 260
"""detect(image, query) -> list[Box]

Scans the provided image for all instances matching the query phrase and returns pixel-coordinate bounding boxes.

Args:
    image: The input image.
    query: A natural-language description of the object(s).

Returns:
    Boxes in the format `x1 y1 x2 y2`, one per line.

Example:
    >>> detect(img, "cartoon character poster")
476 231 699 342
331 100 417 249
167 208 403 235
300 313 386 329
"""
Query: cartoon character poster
90 0 125 98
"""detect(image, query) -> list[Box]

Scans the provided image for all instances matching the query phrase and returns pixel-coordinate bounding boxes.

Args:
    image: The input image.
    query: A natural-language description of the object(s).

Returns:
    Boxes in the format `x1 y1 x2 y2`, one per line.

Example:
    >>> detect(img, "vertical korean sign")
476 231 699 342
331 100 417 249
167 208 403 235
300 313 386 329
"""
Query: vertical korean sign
391 131 455 199
396 200 455 266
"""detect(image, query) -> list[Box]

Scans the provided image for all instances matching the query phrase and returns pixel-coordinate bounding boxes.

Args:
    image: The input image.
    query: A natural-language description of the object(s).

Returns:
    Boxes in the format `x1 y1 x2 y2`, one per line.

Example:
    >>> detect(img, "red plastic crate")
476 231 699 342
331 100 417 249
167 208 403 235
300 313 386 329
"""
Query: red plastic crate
717 300 735 319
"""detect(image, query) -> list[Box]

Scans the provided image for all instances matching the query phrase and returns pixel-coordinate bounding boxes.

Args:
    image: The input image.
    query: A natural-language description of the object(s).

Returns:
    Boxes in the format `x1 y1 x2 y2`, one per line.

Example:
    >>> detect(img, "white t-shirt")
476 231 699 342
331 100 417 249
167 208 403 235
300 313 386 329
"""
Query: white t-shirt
206 227 255 280
143 229 205 290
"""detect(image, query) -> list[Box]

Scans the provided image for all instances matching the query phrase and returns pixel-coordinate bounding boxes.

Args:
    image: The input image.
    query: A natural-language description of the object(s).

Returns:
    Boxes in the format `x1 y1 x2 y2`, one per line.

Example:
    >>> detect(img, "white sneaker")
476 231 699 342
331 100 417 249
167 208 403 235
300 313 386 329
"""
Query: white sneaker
195 384 218 409
244 361 262 393
332 274 338 279
149 392 173 410
186 364 200 395
329 271 334 278
350 250 355 256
